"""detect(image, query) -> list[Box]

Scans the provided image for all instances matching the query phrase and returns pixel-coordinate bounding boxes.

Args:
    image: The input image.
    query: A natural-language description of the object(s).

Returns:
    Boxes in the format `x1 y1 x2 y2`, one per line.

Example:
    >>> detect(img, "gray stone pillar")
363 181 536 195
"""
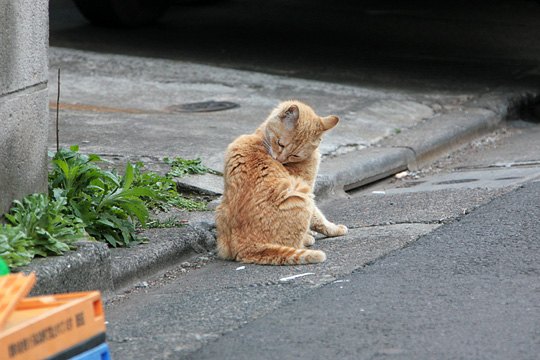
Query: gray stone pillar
0 0 49 215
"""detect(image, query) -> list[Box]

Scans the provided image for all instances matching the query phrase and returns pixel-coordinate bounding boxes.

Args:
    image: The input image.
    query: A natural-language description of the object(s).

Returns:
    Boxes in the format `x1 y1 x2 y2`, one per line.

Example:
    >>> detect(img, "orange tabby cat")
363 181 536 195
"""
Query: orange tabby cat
216 100 348 265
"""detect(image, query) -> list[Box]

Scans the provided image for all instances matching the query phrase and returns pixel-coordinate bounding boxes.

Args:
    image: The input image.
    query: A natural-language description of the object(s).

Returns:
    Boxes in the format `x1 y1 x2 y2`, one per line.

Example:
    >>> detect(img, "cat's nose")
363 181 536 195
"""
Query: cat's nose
277 153 288 163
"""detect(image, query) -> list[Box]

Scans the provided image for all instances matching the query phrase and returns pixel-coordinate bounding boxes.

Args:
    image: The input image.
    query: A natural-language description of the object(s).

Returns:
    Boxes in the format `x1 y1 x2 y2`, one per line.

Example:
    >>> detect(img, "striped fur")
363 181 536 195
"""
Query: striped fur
216 101 348 265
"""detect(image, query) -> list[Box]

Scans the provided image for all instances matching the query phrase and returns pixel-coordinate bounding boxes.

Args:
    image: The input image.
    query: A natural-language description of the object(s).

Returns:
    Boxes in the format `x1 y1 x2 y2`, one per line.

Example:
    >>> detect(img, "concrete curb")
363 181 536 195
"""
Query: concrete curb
19 223 216 299
316 147 413 198
110 224 215 290
16 90 538 296
316 90 538 198
23 241 114 297
315 106 501 199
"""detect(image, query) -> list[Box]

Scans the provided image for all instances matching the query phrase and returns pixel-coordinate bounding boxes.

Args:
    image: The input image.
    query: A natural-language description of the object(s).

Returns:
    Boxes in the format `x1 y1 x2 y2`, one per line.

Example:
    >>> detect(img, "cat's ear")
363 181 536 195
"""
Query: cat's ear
321 115 339 131
279 104 299 129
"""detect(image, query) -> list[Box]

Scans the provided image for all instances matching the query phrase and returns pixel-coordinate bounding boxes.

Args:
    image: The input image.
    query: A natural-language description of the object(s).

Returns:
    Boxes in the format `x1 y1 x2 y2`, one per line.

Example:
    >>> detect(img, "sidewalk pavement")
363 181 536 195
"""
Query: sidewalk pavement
19 47 538 297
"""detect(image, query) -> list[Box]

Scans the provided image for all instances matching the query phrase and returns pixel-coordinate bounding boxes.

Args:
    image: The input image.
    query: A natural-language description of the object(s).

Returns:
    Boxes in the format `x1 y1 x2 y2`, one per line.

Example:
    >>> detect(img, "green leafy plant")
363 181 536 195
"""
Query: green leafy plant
169 196 207 211
49 146 155 247
144 217 188 229
132 162 207 212
1 147 214 268
0 191 85 267
164 157 219 178
0 225 33 268
48 146 106 200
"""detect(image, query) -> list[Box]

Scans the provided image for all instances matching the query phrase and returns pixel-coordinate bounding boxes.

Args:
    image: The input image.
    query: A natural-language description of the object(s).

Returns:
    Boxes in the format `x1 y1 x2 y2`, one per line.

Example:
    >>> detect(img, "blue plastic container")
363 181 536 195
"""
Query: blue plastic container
69 343 111 360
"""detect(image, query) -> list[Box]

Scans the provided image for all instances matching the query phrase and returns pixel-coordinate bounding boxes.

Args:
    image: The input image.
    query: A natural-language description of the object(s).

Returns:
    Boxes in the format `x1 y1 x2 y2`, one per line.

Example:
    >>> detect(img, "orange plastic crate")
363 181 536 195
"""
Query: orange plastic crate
0 273 36 330
0 291 106 360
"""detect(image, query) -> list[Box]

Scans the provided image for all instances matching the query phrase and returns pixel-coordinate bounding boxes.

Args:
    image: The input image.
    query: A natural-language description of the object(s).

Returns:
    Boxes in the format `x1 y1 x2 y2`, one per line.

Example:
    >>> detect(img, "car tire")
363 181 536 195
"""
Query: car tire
73 0 170 27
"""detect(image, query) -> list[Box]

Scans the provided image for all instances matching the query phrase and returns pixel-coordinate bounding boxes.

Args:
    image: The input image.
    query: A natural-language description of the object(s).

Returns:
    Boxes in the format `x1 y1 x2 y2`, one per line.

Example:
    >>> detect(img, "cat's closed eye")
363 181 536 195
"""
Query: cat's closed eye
277 139 285 148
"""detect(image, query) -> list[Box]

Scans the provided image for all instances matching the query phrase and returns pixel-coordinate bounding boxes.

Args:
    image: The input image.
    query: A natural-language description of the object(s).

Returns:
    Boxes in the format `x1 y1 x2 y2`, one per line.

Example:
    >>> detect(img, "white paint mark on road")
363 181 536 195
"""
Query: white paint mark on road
279 273 315 282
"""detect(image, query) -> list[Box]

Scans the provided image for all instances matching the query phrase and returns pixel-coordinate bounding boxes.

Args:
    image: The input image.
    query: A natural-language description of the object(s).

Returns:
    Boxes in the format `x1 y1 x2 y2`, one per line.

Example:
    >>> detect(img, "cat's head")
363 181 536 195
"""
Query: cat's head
263 100 339 164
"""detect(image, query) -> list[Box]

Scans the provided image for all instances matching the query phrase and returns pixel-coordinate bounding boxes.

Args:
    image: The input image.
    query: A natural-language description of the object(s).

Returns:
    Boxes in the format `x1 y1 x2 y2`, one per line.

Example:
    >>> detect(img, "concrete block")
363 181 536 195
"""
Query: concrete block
0 89 49 213
0 0 48 94
316 147 413 198
382 108 500 167
176 173 224 195
1 0 49 214
20 240 114 297
110 225 216 290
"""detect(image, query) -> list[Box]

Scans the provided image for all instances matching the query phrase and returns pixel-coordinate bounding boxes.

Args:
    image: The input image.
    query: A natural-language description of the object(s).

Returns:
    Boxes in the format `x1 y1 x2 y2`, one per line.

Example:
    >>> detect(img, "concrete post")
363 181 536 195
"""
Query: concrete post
0 0 49 215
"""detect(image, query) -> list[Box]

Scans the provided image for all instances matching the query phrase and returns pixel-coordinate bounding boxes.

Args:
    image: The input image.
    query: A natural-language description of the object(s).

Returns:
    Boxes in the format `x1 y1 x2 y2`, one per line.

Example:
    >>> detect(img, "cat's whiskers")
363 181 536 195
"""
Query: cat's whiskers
262 136 275 159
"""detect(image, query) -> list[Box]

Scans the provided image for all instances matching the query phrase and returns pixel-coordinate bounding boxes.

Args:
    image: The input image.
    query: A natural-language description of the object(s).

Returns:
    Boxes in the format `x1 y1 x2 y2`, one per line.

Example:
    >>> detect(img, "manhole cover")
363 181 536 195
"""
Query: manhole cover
167 101 239 113
434 178 478 185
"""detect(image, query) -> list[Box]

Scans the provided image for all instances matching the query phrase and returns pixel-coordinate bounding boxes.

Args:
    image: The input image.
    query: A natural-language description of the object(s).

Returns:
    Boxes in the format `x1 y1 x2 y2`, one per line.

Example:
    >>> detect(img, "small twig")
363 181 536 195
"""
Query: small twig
56 68 61 153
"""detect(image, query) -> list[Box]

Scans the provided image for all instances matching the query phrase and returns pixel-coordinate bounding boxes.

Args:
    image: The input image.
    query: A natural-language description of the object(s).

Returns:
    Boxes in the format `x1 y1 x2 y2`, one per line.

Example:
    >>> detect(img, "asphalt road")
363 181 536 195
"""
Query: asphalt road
50 0 540 90
188 181 540 360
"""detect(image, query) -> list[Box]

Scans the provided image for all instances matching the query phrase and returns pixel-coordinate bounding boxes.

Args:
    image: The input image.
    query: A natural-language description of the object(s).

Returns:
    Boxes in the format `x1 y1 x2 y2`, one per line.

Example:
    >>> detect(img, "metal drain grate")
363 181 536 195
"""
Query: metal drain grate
167 101 239 113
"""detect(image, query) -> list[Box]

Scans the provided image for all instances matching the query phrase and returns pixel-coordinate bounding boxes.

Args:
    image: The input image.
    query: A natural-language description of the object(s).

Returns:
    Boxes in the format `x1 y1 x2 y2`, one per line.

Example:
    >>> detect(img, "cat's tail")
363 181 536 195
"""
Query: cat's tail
235 243 326 265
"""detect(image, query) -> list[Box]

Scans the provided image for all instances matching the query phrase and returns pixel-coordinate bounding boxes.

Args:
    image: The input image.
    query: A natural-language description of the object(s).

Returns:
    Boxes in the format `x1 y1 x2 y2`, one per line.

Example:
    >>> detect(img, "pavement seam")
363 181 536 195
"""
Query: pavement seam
346 221 447 230
0 81 48 99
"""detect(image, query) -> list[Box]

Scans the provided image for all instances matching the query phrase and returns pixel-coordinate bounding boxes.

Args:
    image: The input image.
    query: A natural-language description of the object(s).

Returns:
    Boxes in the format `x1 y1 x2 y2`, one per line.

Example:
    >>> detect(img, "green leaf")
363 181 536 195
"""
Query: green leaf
52 188 66 201
53 159 70 177
103 233 117 247
96 218 115 228
120 187 156 199
123 162 134 189
88 154 102 162
117 199 148 225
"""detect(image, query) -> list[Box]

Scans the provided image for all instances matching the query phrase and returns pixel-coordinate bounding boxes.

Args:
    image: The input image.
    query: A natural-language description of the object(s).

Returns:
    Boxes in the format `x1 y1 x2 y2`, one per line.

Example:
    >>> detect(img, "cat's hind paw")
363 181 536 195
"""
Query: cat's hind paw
303 234 316 247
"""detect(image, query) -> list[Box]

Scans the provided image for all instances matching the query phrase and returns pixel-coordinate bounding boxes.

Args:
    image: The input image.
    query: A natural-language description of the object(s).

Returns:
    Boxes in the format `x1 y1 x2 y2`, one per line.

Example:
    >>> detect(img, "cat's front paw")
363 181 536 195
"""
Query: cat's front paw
326 223 348 237
335 224 348 236
311 220 348 237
